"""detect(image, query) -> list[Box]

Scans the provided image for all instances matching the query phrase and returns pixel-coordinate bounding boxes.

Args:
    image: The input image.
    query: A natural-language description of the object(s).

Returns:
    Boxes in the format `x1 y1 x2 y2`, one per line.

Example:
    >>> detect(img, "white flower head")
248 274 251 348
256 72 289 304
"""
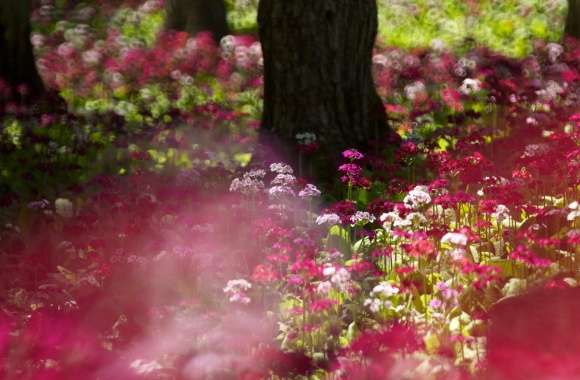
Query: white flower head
316 213 341 226
317 281 332 295
350 211 376 226
441 232 468 246
298 184 321 198
371 282 400 298
492 204 510 222
270 162 294 174
459 78 482 95
568 201 580 221
330 268 351 291
403 186 432 210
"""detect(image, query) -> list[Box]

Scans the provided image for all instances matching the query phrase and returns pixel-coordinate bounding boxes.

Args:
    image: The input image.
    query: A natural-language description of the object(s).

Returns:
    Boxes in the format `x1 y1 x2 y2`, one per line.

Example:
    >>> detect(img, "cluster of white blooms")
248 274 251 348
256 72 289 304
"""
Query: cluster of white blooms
223 279 252 304
546 42 564 63
268 185 295 198
536 80 565 102
350 211 376 226
330 268 351 291
380 211 420 231
364 298 389 313
404 81 427 101
403 185 432 210
130 359 163 375
295 132 317 145
271 173 296 186
459 78 482 95
316 213 341 226
220 36 262 69
492 204 510 223
316 281 332 295
441 232 468 247
321 265 351 292
568 201 580 222
229 169 266 195
372 282 400 297
364 282 400 313
298 184 321 199
270 163 293 174
268 164 296 199
521 143 550 158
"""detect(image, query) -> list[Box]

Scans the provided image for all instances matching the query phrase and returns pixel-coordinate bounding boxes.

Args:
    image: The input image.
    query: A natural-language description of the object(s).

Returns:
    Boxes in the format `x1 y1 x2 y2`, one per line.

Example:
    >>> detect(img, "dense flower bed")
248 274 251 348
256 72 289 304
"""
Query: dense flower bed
0 1 579 379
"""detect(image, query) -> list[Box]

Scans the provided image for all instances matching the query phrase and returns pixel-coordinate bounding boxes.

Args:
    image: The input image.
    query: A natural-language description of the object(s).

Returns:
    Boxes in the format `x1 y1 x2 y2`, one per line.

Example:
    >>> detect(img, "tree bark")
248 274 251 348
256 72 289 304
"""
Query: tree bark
566 0 580 39
165 0 229 42
0 0 44 97
258 0 393 153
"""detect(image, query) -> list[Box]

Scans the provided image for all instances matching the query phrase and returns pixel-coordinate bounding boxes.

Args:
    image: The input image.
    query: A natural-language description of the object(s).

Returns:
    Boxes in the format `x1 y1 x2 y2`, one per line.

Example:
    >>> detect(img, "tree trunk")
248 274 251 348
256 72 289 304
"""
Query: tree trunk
0 0 44 98
566 0 580 39
258 0 392 153
165 0 229 42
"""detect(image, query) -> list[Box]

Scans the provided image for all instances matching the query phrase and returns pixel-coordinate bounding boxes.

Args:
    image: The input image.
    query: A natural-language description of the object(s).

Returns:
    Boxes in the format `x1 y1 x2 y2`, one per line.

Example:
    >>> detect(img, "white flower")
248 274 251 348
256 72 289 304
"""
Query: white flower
130 359 163 375
316 213 341 226
441 232 468 246
317 281 332 294
350 211 376 226
371 282 400 297
364 298 383 313
459 78 481 95
224 279 252 305
269 162 293 174
55 198 74 218
322 265 336 277
271 173 296 186
403 186 432 209
298 184 321 198
268 185 295 197
330 268 351 290
547 43 564 63
229 169 266 195
568 201 580 221
404 81 427 101
492 204 510 222
223 279 252 293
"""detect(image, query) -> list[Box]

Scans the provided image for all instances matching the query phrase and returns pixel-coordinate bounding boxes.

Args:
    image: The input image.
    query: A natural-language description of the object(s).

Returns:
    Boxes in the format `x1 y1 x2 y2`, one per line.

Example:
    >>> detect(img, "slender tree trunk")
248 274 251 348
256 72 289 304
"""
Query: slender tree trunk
566 0 580 39
258 0 393 153
165 0 229 42
0 0 44 97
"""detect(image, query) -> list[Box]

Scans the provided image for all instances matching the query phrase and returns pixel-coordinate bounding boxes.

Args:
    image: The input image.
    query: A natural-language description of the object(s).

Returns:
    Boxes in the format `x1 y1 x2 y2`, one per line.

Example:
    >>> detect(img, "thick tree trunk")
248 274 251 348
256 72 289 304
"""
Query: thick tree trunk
0 0 44 97
165 0 229 42
566 0 580 39
258 0 391 153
